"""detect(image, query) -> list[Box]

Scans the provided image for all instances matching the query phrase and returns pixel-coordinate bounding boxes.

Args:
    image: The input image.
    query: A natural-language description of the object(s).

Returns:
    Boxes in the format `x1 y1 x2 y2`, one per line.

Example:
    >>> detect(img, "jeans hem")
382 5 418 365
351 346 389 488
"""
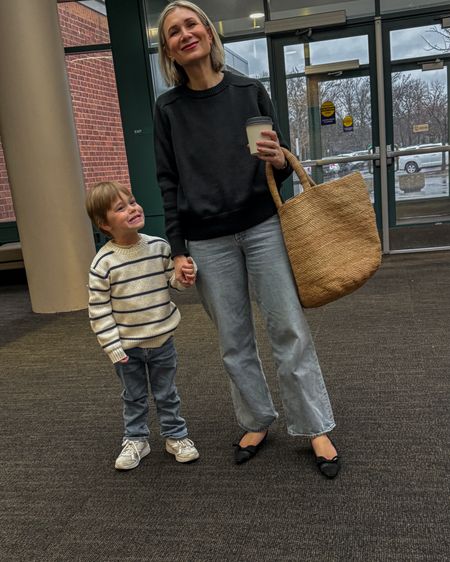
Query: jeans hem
237 421 274 433
122 436 149 443
163 431 189 440
287 422 336 438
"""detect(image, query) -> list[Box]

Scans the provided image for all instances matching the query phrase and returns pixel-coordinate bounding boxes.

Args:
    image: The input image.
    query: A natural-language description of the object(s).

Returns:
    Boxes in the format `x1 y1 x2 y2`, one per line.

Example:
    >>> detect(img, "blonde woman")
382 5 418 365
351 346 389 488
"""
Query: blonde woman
153 1 340 478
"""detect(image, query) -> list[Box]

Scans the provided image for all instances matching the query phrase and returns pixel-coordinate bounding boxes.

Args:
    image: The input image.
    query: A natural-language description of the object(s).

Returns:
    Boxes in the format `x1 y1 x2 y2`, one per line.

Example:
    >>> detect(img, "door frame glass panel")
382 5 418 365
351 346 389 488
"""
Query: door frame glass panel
383 13 450 251
269 24 381 225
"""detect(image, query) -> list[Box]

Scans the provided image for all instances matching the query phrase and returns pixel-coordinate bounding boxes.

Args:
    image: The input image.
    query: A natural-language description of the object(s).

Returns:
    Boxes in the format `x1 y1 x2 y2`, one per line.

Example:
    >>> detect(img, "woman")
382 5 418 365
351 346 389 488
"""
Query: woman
154 1 340 478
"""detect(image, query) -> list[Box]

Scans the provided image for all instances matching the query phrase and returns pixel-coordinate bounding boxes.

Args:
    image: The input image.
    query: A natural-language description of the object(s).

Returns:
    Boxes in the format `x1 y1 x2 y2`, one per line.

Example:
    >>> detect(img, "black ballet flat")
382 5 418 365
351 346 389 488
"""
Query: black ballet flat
233 431 268 465
313 436 341 479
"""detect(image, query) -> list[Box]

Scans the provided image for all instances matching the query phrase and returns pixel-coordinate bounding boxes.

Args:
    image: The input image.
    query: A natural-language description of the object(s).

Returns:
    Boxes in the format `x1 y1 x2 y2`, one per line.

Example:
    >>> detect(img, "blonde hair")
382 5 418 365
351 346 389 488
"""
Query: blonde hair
85 181 131 236
157 0 225 87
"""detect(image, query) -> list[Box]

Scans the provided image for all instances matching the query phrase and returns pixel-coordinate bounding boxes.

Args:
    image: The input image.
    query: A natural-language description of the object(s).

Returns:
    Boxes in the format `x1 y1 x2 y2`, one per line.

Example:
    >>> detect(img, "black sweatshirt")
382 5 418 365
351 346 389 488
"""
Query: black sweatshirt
154 71 292 257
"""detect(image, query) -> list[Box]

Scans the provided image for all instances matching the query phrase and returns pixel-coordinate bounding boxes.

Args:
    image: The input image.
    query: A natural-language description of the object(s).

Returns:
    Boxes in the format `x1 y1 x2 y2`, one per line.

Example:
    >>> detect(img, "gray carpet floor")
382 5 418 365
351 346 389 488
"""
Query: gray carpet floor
0 252 449 561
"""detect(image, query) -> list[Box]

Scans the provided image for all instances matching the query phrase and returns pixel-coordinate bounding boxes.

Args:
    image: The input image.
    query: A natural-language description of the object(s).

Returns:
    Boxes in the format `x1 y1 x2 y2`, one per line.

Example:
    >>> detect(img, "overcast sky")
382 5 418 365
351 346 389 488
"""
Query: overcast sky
227 24 448 85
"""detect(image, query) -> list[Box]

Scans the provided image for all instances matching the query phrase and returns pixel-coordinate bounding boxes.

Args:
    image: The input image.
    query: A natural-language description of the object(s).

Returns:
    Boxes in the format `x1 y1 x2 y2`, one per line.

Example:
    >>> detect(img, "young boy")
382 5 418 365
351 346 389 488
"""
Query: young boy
86 181 199 470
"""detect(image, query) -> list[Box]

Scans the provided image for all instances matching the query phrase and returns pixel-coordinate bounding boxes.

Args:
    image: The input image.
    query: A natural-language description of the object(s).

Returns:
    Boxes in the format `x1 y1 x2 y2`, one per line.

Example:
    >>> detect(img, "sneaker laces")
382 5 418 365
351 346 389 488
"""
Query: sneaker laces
120 440 140 458
174 438 195 452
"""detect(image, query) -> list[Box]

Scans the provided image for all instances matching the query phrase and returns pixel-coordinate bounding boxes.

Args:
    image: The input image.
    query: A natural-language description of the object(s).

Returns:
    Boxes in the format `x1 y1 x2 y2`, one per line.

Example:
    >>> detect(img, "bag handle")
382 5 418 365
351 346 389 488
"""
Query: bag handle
265 147 317 209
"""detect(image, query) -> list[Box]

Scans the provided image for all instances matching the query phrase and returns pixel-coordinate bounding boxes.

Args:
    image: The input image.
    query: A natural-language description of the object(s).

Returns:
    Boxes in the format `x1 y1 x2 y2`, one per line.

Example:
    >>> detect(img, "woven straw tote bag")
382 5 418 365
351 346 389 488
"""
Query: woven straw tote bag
266 148 382 308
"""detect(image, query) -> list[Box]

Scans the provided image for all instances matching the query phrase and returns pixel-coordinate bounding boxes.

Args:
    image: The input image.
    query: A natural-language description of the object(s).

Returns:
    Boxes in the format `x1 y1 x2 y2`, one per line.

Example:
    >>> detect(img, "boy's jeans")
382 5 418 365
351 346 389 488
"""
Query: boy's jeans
188 215 335 437
114 338 188 441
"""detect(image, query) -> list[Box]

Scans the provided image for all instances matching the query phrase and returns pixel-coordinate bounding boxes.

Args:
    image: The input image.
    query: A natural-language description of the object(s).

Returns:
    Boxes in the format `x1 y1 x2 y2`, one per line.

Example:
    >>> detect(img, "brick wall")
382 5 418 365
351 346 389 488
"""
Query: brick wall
58 2 110 47
66 51 131 190
0 141 14 220
0 3 130 223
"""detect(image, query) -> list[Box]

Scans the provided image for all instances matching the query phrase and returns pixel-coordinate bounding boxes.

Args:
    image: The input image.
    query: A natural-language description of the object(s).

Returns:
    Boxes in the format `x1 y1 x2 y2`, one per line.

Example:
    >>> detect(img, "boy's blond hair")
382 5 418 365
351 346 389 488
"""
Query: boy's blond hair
86 181 130 236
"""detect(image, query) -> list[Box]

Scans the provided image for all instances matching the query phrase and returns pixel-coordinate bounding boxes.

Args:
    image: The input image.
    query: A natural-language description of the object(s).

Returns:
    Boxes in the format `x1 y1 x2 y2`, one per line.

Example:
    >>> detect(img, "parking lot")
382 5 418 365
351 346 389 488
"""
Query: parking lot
293 163 449 203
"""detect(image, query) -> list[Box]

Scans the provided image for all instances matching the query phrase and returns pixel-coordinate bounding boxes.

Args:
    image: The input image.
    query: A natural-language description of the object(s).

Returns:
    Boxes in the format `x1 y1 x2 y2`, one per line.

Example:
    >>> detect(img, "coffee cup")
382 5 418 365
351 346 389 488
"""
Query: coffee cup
246 116 273 155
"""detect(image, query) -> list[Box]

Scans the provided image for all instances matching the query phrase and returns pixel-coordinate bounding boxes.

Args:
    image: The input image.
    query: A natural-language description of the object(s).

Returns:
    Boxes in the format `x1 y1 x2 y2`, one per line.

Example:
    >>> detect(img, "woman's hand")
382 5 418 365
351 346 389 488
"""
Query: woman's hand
255 130 287 170
173 255 196 287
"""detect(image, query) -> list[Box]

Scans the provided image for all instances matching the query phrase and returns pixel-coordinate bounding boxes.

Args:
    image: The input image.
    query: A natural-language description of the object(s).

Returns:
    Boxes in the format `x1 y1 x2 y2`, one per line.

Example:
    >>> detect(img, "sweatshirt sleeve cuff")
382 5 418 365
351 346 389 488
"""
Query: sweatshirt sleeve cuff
108 348 127 364
170 237 188 258
274 161 293 184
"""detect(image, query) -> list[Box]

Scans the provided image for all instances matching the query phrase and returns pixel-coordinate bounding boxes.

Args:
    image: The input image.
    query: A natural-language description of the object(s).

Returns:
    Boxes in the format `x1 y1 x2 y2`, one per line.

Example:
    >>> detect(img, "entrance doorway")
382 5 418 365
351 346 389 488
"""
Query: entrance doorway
272 27 382 228
271 16 450 252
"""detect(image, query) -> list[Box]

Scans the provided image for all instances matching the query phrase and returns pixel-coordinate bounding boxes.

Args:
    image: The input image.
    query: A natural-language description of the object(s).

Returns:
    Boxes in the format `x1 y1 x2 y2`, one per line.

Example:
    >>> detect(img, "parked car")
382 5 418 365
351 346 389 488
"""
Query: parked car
321 158 340 174
398 143 449 174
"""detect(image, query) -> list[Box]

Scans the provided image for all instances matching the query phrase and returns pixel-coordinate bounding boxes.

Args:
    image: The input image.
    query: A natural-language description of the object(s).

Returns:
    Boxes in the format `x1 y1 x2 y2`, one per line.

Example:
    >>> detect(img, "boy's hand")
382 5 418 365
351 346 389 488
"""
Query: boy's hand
118 356 129 363
174 255 196 287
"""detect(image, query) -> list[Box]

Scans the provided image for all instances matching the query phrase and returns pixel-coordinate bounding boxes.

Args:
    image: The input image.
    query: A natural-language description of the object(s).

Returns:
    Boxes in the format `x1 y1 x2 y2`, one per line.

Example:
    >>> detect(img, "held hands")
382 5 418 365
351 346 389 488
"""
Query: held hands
174 255 196 287
255 130 286 170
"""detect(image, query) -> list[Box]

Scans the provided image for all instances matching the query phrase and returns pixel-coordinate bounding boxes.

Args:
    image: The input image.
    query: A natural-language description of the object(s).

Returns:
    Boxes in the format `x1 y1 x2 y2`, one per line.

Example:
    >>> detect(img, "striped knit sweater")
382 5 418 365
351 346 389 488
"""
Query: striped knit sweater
88 234 186 363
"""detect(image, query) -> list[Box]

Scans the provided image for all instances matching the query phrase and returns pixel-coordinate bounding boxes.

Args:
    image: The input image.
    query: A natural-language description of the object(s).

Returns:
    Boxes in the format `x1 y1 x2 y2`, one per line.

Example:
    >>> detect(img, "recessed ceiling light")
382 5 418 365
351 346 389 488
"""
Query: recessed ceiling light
249 13 265 19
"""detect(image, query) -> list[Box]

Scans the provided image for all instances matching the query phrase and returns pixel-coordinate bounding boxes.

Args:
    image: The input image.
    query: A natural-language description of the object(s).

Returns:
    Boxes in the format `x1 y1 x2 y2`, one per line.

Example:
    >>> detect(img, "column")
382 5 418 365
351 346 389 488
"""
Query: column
0 0 96 312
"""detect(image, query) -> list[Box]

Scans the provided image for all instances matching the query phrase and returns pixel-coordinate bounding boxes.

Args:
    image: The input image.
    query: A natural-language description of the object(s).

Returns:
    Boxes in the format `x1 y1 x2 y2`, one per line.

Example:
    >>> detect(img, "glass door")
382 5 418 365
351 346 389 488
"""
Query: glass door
270 15 450 253
385 22 450 251
271 28 381 220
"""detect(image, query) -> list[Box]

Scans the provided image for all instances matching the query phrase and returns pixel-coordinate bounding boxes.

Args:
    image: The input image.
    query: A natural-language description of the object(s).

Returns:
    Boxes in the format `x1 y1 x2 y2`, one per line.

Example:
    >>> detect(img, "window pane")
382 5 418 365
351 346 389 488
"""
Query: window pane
392 68 449 225
225 39 269 79
65 51 130 189
149 52 169 99
310 35 369 66
0 140 15 222
284 35 369 75
143 0 266 44
391 25 450 61
285 56 374 199
58 0 109 48
269 0 374 21
381 0 449 13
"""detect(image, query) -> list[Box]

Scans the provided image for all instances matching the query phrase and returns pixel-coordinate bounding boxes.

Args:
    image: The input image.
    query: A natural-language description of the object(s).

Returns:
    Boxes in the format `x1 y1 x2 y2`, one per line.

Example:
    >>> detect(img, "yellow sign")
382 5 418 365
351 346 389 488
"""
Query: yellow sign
321 100 336 125
343 115 353 127
413 123 429 133
321 101 335 118
343 115 353 132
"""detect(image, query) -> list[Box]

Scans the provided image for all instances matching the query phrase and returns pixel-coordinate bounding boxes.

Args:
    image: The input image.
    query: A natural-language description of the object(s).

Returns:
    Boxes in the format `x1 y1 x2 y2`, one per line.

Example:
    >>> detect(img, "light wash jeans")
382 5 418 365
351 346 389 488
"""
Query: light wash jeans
188 215 335 437
114 338 188 442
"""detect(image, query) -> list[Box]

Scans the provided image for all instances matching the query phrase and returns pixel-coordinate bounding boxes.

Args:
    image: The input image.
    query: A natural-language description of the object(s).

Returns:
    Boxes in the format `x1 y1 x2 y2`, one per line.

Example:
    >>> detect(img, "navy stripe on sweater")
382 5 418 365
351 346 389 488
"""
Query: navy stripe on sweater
88 286 110 293
97 254 170 278
102 338 121 349
95 324 117 336
93 250 114 269
120 325 177 341
110 270 166 287
111 286 168 300
89 300 172 321
115 308 177 328
112 300 171 314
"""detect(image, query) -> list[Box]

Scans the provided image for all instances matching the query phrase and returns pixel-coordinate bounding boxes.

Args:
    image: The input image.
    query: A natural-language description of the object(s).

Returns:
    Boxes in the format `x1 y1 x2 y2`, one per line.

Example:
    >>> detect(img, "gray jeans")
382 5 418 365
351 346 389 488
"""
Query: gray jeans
188 215 335 437
114 338 188 441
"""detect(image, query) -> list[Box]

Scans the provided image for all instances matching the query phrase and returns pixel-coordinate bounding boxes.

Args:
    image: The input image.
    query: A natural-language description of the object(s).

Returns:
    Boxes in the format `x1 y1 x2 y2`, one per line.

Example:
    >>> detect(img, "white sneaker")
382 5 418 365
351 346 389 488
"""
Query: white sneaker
115 439 150 470
165 437 199 463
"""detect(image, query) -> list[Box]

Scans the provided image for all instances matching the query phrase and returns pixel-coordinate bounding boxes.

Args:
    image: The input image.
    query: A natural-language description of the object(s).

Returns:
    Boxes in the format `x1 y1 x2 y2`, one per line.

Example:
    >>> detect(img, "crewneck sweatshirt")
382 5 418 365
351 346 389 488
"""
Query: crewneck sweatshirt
154 71 292 256
88 234 186 363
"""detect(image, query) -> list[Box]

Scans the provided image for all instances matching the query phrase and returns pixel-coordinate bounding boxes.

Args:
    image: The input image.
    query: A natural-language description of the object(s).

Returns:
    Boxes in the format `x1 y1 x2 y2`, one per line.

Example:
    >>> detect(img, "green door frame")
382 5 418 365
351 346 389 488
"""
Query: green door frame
105 0 166 239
